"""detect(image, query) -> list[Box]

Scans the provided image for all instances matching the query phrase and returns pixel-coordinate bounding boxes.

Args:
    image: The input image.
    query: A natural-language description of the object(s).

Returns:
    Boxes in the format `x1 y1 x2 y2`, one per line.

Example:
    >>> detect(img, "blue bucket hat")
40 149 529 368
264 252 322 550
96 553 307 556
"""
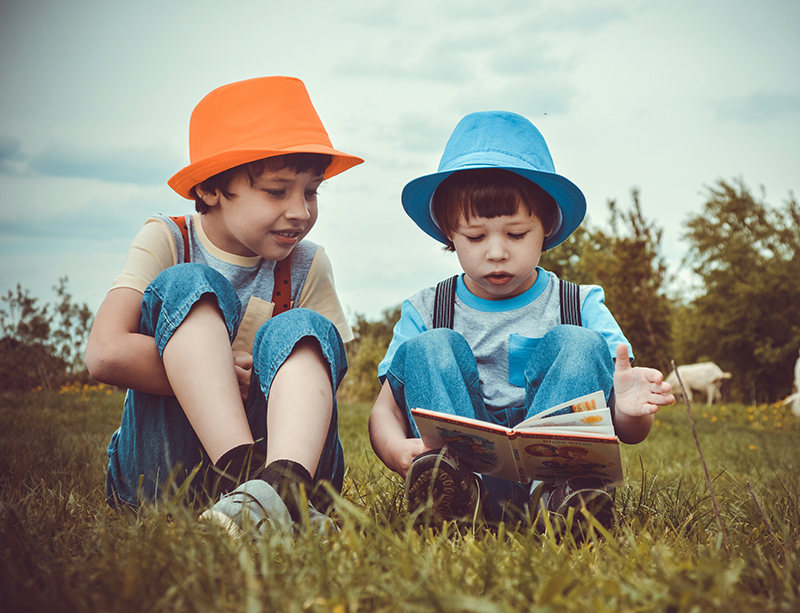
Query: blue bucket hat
401 111 586 251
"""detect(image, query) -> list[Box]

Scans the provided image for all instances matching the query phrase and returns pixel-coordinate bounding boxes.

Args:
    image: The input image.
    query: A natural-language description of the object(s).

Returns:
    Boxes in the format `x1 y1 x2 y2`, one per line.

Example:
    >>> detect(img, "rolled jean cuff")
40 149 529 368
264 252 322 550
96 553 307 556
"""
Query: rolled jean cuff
140 263 241 355
251 308 348 393
248 308 348 490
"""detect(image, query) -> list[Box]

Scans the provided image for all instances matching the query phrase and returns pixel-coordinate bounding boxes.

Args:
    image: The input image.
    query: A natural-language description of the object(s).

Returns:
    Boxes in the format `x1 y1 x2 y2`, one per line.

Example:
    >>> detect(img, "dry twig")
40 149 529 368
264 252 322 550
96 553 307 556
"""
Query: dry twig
672 360 730 552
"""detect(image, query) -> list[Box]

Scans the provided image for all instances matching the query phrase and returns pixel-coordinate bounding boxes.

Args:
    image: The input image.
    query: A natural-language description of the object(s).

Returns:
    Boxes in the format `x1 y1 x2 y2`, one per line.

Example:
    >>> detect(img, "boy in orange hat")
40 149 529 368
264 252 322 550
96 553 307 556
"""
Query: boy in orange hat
86 77 363 536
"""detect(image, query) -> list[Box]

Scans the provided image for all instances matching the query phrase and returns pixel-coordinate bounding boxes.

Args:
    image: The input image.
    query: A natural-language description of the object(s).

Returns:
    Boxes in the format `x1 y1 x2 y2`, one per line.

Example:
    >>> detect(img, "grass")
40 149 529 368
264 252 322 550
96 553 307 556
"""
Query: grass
1 385 799 612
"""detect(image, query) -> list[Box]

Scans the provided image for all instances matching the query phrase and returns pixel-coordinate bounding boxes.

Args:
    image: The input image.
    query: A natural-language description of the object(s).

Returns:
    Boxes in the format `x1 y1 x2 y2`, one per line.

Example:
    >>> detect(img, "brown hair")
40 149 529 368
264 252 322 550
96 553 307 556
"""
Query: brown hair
192 152 333 213
431 169 559 251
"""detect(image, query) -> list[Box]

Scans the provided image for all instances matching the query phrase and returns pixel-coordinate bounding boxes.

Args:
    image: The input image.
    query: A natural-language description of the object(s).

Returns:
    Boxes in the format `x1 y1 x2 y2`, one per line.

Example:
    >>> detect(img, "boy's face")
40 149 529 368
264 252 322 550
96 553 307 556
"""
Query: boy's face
449 203 546 300
200 167 323 260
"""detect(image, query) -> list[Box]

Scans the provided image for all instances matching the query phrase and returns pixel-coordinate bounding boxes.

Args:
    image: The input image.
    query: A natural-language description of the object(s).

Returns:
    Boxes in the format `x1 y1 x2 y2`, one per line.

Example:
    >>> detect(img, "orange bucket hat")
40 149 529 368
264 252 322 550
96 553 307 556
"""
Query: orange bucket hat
168 76 364 199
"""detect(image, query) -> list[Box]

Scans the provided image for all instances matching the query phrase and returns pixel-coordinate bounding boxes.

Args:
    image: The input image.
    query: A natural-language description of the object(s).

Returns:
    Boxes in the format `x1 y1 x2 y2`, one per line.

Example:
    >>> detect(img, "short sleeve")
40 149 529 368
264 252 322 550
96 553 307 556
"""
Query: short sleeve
296 245 354 342
377 299 428 382
110 218 178 294
581 285 634 361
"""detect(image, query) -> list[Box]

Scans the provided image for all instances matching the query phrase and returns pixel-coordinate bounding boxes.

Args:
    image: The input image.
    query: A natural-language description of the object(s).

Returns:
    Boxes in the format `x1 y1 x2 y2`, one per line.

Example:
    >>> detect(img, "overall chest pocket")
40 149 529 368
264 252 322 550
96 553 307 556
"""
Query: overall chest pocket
508 333 542 388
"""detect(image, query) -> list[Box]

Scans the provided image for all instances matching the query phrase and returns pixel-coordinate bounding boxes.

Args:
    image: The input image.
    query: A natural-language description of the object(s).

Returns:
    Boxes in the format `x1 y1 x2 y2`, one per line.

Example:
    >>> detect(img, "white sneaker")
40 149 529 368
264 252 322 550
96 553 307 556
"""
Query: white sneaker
200 479 293 539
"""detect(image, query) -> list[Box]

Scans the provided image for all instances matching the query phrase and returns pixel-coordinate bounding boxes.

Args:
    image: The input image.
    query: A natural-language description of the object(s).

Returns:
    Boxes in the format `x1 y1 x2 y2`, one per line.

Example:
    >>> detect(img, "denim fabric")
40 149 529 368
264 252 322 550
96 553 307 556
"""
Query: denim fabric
105 263 347 508
385 325 615 518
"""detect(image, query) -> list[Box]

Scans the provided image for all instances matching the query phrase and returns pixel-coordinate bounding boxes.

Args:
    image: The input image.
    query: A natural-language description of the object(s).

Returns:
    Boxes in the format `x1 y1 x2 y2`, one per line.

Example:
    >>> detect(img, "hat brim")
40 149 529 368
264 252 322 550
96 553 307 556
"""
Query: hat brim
401 166 586 251
168 145 364 200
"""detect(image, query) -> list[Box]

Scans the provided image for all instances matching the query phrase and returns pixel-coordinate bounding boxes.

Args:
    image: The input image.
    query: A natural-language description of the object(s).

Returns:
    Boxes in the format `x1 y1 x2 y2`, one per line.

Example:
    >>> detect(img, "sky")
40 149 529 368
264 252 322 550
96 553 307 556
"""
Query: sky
1 0 798 325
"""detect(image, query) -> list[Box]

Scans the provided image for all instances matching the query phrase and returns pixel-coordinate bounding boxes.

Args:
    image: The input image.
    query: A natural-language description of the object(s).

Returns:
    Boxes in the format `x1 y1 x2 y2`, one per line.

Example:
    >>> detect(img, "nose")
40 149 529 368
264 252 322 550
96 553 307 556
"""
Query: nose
284 190 311 221
486 236 508 261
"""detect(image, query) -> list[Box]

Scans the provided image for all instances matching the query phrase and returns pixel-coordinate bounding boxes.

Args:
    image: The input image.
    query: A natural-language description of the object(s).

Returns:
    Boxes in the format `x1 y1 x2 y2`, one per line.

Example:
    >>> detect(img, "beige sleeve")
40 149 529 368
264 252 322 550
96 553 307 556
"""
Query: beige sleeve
298 246 354 343
110 218 178 294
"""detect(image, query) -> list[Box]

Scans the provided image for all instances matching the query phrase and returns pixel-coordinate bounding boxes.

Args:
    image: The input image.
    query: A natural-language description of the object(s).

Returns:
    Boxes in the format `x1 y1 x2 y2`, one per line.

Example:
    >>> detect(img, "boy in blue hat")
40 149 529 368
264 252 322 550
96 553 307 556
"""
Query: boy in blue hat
369 111 674 534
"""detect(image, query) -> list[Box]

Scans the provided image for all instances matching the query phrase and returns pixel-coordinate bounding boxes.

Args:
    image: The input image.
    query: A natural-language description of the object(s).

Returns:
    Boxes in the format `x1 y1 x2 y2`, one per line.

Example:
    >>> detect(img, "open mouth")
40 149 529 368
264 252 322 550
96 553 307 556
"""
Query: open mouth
272 229 302 245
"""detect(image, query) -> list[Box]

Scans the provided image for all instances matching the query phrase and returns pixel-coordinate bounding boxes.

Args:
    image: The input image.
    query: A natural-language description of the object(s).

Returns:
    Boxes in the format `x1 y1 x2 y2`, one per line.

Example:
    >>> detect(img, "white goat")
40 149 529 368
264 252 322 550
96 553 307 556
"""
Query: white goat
666 362 732 407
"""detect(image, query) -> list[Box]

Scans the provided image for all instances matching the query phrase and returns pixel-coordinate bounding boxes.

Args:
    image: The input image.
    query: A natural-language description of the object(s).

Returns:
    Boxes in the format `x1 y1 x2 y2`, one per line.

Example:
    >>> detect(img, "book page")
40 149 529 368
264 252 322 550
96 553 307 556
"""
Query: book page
515 390 607 427
520 407 615 436
512 431 623 485
411 409 524 481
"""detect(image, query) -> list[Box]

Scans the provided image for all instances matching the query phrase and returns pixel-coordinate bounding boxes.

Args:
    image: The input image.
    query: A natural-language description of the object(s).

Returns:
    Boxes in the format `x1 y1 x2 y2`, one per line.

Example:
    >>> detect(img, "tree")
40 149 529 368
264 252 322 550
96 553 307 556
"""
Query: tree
339 306 401 403
50 277 94 375
585 190 673 372
538 224 597 285
679 179 800 403
0 278 93 391
543 190 673 372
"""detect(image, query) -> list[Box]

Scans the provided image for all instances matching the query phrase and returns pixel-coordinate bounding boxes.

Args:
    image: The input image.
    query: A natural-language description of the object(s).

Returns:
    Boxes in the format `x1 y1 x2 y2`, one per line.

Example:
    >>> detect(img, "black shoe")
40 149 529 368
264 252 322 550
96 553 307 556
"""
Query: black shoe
405 447 483 523
533 477 615 541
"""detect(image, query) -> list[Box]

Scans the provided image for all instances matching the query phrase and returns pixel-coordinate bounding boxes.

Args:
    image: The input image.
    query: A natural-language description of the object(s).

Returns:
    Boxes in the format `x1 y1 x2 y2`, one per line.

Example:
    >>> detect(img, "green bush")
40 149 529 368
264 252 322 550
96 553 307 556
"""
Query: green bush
0 278 93 391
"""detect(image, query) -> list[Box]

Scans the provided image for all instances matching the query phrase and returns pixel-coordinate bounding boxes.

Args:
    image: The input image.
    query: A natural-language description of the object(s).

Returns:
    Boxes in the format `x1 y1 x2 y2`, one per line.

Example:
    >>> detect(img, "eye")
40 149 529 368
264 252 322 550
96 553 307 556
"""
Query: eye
465 234 484 243
508 232 528 240
264 189 285 197
305 188 319 199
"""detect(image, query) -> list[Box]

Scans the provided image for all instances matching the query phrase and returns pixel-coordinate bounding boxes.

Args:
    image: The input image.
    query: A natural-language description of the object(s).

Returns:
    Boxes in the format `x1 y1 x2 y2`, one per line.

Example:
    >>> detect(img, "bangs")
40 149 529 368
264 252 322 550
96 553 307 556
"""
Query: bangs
431 169 558 247
245 153 333 181
194 153 333 213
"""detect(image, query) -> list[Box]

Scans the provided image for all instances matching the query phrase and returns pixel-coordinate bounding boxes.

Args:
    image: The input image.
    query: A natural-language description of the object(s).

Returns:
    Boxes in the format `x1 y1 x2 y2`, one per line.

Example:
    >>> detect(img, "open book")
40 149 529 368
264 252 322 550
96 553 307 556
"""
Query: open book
411 390 623 485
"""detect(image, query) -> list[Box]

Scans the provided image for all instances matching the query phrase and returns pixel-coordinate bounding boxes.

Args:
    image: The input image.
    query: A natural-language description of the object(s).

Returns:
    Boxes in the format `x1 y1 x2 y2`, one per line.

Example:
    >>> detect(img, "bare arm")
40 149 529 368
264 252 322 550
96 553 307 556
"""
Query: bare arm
368 381 430 478
85 287 174 395
613 343 674 444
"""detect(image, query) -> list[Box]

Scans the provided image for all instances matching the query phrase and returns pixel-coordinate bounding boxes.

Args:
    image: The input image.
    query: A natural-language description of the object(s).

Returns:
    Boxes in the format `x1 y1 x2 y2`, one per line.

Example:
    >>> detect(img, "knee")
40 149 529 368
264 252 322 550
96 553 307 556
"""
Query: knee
149 264 239 313
392 328 474 375
153 262 228 289
531 326 613 376
253 309 345 378
542 326 607 356
255 308 338 347
141 264 240 339
404 328 470 356
270 307 330 329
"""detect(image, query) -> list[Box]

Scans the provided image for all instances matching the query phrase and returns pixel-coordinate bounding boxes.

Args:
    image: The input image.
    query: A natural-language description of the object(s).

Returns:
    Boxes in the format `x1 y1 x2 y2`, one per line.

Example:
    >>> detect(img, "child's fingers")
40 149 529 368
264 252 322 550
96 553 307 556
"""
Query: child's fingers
615 343 630 366
232 350 253 370
635 404 659 416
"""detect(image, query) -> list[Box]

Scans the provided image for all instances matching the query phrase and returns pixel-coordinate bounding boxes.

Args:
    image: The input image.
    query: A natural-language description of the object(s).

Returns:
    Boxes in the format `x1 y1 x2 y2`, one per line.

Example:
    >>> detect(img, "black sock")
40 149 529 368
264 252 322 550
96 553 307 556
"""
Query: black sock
259 459 314 522
208 444 267 496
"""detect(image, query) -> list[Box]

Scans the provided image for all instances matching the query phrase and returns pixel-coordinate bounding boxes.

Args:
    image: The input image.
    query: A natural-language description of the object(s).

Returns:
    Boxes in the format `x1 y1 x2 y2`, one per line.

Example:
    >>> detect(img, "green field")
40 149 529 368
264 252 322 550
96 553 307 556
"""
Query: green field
1 386 798 612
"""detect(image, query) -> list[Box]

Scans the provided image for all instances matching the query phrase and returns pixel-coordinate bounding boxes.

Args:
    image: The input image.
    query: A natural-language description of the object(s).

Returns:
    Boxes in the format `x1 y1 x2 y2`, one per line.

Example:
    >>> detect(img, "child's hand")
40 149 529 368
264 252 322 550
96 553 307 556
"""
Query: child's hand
232 350 253 402
386 438 430 479
613 344 674 417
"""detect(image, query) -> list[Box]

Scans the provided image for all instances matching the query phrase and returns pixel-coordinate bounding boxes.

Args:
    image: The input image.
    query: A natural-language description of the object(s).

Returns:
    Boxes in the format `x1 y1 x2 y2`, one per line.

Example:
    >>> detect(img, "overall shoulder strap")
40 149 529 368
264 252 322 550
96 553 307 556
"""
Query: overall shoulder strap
168 215 190 263
559 279 582 326
432 275 458 329
271 254 293 316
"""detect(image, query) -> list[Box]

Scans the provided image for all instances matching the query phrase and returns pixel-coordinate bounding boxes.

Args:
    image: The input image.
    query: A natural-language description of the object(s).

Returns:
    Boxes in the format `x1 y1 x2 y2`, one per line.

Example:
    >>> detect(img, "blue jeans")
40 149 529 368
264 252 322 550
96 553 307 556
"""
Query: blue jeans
105 264 347 508
385 326 615 519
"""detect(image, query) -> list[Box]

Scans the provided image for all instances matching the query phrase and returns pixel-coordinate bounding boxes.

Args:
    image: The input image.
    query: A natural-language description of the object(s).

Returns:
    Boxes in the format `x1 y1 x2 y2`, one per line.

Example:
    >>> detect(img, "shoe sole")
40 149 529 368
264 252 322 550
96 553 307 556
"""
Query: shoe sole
200 508 245 540
555 488 615 541
406 454 476 520
560 488 614 523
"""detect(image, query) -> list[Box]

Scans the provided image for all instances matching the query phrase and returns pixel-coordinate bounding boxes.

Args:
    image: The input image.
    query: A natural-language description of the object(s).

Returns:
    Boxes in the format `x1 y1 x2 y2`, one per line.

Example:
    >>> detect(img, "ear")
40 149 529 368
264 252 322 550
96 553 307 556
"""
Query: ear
194 186 221 207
